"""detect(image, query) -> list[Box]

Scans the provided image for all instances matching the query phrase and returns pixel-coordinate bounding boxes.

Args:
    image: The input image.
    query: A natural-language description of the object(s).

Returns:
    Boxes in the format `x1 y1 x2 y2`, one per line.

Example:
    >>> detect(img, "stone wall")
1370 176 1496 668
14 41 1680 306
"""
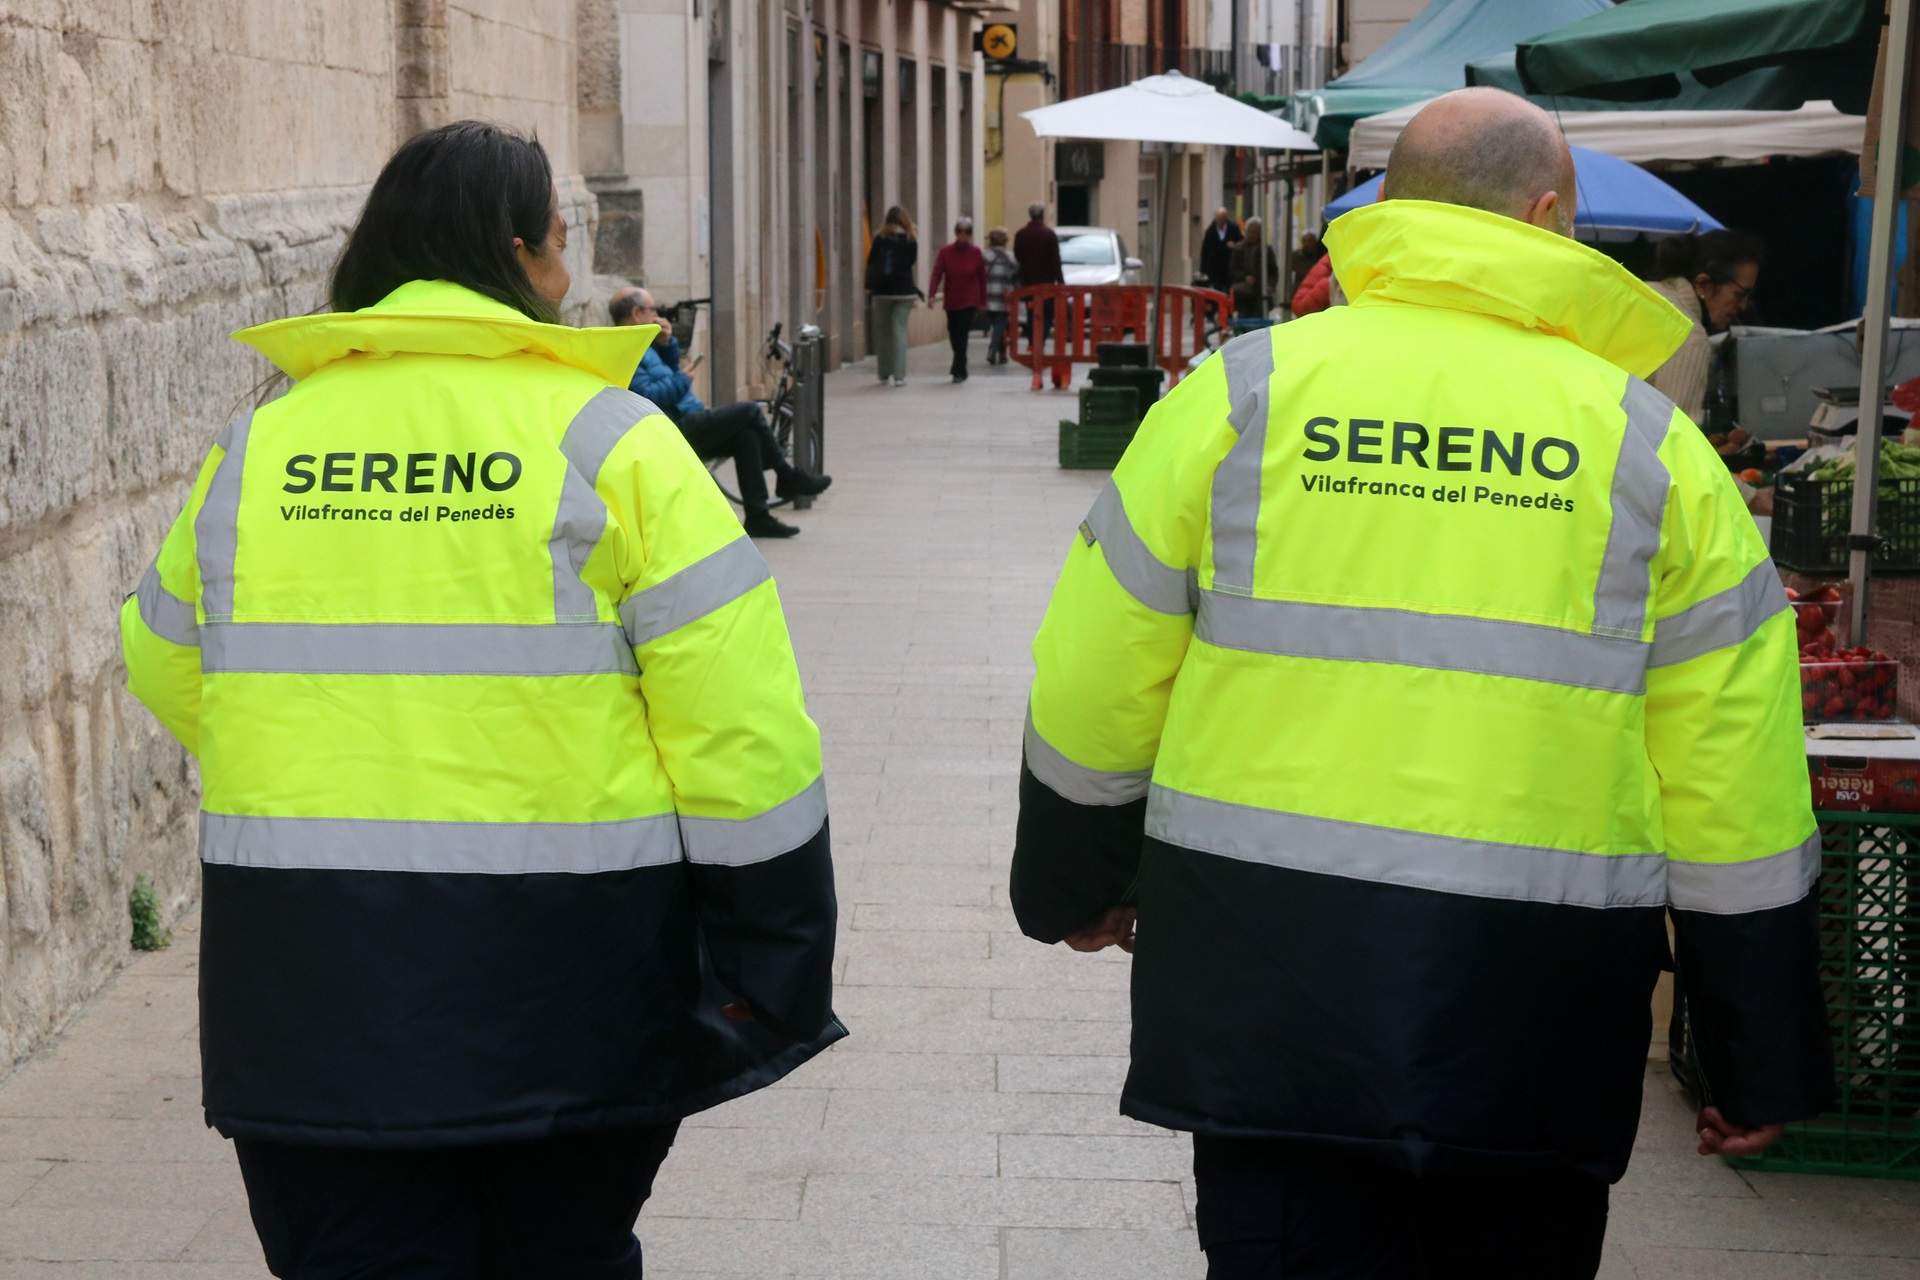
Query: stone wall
0 0 596 1069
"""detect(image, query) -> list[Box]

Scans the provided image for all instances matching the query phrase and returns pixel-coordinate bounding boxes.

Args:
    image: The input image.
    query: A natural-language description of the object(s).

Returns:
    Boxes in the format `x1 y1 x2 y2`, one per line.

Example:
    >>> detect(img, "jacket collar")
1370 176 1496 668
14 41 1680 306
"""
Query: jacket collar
232 279 658 385
1323 201 1691 378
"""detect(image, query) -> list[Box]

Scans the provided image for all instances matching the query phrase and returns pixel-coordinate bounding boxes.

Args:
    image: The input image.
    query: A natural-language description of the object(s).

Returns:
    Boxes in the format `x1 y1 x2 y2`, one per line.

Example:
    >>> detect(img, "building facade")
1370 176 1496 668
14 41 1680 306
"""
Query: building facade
581 0 992 399
0 0 601 1069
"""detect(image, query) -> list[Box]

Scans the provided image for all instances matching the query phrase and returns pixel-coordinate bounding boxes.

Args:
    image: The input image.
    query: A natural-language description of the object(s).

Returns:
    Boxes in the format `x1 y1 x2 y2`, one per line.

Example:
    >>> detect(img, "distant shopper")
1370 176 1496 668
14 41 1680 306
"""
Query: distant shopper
1230 215 1280 317
120 120 843 1279
984 226 1020 367
1014 202 1067 387
866 205 919 387
1290 230 1324 291
929 217 988 383
615 286 831 539
1198 206 1243 294
1646 230 1764 424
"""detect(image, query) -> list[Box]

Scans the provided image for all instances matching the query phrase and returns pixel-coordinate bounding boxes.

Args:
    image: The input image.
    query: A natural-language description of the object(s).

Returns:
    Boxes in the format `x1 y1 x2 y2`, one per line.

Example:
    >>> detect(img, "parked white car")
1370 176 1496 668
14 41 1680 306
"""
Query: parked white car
1056 226 1144 287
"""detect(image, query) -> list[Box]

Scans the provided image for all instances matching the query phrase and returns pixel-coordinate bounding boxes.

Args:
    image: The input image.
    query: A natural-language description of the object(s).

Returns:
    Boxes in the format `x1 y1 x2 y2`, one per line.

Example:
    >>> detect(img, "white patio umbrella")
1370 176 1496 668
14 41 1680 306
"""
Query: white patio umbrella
1023 70 1320 339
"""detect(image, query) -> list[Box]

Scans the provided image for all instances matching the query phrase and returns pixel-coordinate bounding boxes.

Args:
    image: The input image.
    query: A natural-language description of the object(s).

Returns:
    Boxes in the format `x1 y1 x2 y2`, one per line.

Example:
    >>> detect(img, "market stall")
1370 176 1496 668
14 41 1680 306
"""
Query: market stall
1514 0 1917 1183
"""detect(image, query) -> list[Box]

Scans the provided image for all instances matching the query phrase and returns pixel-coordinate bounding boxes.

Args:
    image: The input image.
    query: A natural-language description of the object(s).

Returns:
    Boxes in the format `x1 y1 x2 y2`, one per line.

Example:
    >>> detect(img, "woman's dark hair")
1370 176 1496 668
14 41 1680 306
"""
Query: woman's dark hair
330 121 560 322
1652 229 1764 286
883 205 916 239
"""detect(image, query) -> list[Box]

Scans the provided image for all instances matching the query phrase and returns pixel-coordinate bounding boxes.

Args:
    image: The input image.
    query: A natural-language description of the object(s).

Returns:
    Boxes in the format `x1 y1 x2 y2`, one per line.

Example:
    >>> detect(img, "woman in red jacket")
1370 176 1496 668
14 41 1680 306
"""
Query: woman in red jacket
929 217 988 383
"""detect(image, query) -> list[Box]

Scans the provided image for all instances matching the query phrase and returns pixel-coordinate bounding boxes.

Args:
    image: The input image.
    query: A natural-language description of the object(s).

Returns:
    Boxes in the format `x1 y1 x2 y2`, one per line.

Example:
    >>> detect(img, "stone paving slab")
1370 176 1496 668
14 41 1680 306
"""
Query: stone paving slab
1 341 1917 1277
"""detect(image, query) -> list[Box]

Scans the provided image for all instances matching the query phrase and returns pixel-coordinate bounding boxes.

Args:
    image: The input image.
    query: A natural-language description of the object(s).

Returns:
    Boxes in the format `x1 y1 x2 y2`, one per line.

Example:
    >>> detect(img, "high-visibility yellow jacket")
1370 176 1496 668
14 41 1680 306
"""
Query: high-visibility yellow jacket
121 280 843 1146
1012 201 1831 1179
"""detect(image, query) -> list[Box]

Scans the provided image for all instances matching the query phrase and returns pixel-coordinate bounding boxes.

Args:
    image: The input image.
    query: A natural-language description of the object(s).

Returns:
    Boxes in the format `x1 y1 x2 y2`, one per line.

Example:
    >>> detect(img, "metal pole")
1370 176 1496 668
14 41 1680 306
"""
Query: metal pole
1150 141 1175 348
1850 0 1915 642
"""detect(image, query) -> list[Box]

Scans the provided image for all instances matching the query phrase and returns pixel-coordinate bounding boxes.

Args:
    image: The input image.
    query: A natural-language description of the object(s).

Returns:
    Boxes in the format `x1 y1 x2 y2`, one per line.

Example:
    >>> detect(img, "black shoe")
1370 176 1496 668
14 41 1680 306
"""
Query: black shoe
745 511 800 538
776 470 833 500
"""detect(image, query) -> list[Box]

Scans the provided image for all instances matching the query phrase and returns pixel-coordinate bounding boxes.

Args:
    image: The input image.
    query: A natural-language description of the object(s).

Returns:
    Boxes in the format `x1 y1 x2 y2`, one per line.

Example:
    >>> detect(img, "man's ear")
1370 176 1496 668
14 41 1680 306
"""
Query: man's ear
1523 190 1566 236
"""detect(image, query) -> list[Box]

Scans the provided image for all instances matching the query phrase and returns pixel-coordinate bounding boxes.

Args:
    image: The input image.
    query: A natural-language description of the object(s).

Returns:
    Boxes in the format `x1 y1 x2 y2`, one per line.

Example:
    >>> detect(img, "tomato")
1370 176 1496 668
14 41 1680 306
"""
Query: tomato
1824 696 1850 718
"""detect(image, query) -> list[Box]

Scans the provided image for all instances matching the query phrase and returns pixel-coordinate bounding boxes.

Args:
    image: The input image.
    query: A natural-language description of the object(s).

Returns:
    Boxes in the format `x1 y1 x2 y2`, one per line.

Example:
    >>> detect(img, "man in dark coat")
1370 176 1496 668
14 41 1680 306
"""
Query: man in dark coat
1013 202 1066 386
1198 207 1243 294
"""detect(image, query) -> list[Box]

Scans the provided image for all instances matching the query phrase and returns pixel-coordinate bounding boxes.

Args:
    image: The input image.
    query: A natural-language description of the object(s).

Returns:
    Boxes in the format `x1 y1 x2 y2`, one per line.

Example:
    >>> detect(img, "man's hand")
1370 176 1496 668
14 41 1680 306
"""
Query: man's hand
1695 1106 1785 1158
1065 906 1136 954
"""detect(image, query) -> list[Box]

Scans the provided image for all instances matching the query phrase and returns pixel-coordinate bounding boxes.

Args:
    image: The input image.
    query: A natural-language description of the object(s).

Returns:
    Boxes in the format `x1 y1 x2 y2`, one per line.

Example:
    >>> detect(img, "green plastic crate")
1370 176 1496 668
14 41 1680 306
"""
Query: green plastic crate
1079 385 1140 428
1059 419 1139 469
1682 814 1920 1179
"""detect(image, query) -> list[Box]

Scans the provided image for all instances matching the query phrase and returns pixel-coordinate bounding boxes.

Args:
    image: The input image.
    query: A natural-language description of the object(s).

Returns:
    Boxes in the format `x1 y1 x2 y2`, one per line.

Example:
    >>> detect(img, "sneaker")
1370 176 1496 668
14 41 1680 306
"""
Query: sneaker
776 471 832 500
744 512 800 538
893 376 908 387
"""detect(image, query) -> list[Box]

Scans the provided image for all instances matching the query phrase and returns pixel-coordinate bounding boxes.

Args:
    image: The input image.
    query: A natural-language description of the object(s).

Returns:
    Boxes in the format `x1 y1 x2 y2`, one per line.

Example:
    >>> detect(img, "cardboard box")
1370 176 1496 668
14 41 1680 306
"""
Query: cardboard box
1806 732 1920 812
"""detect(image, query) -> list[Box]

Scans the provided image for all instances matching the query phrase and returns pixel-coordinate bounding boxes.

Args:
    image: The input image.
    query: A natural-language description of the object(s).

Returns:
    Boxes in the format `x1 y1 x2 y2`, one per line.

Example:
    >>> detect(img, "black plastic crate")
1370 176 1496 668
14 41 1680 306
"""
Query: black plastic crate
1772 474 1920 575
1674 814 1920 1180
1096 342 1154 369
1089 365 1168 414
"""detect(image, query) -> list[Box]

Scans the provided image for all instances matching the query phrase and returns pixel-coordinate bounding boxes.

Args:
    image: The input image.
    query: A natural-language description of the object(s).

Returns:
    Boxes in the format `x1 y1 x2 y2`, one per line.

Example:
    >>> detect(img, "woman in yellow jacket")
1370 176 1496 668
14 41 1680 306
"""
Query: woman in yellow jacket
120 121 842 1278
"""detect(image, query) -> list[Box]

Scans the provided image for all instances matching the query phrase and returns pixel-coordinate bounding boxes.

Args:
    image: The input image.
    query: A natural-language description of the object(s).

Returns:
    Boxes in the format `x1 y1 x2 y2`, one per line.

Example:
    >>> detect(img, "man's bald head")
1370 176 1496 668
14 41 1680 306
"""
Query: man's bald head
1382 89 1576 235
608 284 654 325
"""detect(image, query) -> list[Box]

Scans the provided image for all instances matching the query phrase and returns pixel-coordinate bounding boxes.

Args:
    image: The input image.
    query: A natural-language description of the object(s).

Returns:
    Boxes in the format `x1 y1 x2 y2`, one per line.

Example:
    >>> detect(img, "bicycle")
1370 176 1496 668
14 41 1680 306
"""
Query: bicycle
673 310 806 512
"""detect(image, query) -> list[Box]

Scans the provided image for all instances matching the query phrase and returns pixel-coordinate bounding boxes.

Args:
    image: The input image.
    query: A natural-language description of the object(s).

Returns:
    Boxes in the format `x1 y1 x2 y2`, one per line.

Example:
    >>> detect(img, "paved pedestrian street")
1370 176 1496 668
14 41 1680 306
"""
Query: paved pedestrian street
3 341 1919 1278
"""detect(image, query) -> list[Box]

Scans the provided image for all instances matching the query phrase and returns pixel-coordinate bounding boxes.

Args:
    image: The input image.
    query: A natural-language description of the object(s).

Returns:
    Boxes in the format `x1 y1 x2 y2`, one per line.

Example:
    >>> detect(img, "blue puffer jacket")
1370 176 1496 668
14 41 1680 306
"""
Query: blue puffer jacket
629 336 704 424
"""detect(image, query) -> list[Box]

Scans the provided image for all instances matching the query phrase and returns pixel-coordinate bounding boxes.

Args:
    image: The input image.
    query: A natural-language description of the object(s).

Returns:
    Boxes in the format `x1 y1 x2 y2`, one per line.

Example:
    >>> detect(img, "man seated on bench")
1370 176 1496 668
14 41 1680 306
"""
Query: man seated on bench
612 286 830 539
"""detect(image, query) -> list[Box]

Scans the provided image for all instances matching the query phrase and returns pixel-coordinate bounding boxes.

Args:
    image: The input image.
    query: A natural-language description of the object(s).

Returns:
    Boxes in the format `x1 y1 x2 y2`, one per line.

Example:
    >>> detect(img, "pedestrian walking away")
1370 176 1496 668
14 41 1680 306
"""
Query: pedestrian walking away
929 216 987 383
614 285 831 539
1198 206 1243 295
119 120 845 1280
983 226 1020 367
1014 201 1068 387
866 204 920 386
1011 88 1832 1280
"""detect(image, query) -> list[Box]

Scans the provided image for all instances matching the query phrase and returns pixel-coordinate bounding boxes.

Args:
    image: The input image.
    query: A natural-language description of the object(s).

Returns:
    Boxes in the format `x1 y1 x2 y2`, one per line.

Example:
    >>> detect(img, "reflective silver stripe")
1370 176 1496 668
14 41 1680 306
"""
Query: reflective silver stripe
1194 589 1649 695
553 389 647 623
194 411 253 620
1592 378 1674 639
621 536 771 649
200 622 639 676
1210 331 1276 596
1147 784 1668 909
1024 707 1152 805
1668 831 1821 915
200 810 683 874
679 775 828 867
1649 559 1788 669
134 563 200 647
1081 482 1191 616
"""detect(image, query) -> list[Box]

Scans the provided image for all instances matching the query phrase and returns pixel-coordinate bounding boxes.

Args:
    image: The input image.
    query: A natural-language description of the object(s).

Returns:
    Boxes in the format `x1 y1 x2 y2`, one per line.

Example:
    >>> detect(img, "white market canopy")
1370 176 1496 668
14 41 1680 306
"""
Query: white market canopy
1347 98 1859 170
1023 70 1320 150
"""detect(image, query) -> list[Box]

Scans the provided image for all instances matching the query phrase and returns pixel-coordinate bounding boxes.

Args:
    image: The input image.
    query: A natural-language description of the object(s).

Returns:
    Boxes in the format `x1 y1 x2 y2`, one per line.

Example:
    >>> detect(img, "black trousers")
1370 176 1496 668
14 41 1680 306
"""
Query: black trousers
945 307 977 378
1193 1136 1608 1280
235 1123 679 1280
679 402 786 511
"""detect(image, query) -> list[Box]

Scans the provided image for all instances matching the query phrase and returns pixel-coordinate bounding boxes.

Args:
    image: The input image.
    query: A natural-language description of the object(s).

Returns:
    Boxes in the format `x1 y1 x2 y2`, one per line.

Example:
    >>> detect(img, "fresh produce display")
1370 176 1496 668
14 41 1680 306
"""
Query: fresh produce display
1808 438 1920 484
1790 587 1899 721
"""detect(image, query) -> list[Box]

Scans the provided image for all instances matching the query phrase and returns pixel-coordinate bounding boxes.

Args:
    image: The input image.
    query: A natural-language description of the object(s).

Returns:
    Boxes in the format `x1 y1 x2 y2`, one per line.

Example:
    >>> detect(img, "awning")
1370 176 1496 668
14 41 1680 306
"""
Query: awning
1348 98 1861 170
1513 0 1881 113
1306 0 1611 148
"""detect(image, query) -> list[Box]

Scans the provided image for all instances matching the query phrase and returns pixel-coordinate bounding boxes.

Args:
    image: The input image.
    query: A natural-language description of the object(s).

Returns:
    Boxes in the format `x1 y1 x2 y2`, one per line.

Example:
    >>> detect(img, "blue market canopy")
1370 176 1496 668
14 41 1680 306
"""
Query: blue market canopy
1323 145 1726 237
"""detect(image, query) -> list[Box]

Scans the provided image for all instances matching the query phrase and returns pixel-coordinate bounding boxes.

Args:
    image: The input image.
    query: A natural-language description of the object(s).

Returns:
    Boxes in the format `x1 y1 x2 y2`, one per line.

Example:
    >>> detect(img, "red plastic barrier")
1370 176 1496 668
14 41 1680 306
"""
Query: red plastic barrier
1006 284 1232 391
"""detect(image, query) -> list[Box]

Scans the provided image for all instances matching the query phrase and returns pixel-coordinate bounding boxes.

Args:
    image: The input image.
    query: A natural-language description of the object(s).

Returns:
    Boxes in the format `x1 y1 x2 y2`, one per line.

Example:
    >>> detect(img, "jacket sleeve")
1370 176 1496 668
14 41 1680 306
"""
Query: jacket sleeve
598 394 836 1041
628 348 687 409
1290 256 1331 316
1644 399 1833 1127
120 446 226 753
1012 354 1238 943
928 247 947 299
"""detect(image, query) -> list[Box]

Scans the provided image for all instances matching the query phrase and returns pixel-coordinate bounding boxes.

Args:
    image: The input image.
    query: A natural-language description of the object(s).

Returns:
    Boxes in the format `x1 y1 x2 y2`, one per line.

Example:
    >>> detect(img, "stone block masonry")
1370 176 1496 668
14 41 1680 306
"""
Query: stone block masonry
0 0 599 1069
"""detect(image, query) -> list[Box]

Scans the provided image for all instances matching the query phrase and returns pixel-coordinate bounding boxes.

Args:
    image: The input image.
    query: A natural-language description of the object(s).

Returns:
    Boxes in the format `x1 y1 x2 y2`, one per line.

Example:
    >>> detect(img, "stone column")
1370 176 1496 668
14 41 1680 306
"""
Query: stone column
941 8 961 223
